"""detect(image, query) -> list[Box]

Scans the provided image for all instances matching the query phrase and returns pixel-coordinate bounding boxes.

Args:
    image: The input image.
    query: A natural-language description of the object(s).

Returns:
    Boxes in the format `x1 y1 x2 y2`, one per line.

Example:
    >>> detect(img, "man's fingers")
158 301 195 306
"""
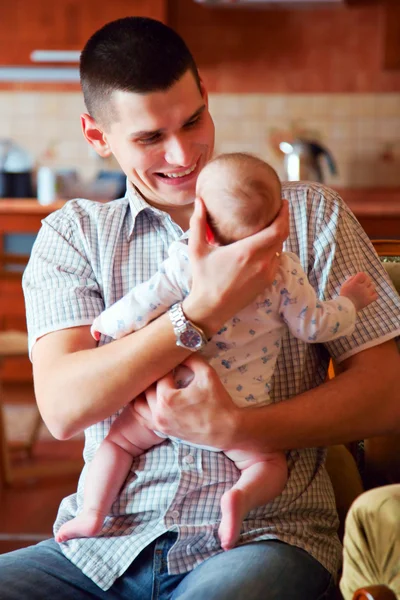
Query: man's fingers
275 199 290 239
189 198 209 259
153 369 177 400
155 355 211 406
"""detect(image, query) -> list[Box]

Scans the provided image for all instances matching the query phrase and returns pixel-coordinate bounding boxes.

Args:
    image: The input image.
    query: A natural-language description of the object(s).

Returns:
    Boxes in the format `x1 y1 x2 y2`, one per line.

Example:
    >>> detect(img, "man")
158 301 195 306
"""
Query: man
1 16 398 600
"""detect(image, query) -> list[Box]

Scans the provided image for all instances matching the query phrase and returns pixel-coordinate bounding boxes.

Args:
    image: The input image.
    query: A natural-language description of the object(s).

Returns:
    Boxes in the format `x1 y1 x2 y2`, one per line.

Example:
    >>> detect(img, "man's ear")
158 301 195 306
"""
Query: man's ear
81 113 112 158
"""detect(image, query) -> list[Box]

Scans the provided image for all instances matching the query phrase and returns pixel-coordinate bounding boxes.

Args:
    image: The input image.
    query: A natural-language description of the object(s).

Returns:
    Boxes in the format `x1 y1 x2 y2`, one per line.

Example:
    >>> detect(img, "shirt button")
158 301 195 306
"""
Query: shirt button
184 454 194 465
171 510 180 519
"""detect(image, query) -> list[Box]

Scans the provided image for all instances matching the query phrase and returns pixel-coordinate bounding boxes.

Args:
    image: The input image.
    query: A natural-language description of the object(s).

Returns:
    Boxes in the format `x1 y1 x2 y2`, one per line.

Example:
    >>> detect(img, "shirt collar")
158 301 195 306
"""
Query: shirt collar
126 180 181 240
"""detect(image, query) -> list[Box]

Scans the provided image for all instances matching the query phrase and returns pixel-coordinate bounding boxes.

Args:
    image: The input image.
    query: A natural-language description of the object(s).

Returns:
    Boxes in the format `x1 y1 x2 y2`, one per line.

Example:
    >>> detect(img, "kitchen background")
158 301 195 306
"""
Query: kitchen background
2 0 400 321
1 0 399 554
1 89 398 190
1 0 400 194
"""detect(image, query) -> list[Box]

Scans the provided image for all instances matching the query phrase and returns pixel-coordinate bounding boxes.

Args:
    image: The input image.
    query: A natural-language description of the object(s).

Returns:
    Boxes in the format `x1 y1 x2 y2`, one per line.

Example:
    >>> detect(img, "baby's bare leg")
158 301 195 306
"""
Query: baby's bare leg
218 450 287 551
56 400 162 543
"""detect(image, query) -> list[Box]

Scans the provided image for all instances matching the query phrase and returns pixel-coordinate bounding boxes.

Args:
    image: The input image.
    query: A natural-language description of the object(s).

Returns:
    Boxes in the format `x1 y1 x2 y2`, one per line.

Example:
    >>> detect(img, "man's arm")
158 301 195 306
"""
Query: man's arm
31 199 288 440
32 316 190 440
135 338 399 452
237 338 399 452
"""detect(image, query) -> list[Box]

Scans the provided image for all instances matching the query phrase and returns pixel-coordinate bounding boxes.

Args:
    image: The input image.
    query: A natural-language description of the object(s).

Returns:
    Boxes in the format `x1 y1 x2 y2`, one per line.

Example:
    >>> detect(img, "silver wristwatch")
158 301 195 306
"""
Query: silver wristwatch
169 303 208 351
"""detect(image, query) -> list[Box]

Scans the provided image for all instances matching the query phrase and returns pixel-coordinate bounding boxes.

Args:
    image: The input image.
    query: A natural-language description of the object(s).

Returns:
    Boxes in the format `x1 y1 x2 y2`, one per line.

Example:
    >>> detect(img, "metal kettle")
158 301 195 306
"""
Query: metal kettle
279 139 337 183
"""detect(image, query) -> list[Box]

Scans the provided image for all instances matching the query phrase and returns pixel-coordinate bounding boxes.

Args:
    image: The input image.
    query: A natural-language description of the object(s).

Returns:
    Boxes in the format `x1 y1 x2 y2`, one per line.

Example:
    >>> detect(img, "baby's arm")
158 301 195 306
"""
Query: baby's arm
278 254 377 343
92 243 192 340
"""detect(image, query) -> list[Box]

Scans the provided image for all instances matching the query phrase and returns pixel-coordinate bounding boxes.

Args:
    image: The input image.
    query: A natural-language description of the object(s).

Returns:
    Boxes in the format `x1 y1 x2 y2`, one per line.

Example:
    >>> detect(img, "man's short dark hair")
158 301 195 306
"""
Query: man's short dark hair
80 17 201 128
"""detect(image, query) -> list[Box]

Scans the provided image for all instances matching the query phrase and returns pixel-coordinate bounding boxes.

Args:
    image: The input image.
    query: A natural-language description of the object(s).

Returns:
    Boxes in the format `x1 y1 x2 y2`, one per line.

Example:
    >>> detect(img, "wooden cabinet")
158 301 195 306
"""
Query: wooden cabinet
0 200 65 382
383 3 400 70
345 0 400 69
0 0 166 66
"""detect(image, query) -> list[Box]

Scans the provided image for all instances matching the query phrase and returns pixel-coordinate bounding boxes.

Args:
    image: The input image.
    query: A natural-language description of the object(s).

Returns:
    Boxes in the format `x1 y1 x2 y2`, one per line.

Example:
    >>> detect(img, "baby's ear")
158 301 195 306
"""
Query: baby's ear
205 221 215 245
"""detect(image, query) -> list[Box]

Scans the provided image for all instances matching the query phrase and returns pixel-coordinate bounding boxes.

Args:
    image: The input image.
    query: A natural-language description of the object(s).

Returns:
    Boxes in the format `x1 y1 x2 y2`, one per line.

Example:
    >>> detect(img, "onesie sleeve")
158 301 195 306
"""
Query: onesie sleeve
91 242 192 339
277 253 357 343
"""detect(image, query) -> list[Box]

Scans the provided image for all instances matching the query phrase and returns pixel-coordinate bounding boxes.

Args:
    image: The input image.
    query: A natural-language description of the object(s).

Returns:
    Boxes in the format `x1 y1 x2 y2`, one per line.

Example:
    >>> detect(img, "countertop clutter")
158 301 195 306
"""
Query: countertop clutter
1 187 399 239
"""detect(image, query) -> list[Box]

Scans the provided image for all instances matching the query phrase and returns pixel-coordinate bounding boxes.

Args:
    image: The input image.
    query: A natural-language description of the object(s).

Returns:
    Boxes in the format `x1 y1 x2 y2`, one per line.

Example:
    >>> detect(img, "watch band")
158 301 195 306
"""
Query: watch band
169 303 208 350
169 302 189 331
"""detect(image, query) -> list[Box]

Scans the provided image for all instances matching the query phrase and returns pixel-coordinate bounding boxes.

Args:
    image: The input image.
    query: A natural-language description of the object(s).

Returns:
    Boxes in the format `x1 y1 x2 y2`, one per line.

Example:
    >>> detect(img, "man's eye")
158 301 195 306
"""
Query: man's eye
137 133 161 145
184 116 200 129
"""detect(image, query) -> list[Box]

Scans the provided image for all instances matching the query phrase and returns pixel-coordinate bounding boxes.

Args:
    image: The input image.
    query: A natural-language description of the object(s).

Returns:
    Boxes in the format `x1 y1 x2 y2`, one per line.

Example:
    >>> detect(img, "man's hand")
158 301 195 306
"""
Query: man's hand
182 197 289 337
133 353 241 450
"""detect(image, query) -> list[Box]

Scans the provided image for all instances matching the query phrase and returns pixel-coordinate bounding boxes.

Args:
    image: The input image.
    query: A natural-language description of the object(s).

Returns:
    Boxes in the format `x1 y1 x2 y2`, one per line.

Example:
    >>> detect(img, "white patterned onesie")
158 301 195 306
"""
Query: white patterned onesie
92 239 357 410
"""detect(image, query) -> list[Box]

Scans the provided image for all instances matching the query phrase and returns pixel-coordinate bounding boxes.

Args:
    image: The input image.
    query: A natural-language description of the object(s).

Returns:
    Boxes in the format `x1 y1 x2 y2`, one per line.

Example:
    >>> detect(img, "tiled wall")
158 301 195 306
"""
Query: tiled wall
210 93 400 187
0 91 399 191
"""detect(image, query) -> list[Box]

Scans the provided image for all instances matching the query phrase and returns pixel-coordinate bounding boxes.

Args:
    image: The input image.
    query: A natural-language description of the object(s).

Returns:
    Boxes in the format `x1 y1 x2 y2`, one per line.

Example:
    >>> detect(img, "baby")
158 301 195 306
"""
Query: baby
56 153 377 551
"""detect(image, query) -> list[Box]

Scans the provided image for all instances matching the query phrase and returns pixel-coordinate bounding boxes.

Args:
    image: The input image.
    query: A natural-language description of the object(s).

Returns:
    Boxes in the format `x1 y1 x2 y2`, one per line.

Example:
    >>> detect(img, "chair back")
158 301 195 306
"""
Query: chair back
372 239 400 259
0 245 31 381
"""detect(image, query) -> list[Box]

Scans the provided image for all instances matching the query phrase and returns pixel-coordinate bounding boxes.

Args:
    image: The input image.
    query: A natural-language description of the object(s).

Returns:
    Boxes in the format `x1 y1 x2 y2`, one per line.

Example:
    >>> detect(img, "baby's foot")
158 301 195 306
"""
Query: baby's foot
340 272 378 311
218 489 247 551
55 510 105 543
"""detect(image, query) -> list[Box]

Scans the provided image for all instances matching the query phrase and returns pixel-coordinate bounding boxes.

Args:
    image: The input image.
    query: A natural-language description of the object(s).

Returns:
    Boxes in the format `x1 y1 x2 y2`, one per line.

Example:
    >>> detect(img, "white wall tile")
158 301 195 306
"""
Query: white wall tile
0 91 399 189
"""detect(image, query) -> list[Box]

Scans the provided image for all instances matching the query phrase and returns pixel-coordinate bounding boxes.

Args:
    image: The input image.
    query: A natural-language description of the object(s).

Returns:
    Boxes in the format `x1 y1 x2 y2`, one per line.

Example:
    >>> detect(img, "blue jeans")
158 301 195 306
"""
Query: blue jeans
0 533 335 599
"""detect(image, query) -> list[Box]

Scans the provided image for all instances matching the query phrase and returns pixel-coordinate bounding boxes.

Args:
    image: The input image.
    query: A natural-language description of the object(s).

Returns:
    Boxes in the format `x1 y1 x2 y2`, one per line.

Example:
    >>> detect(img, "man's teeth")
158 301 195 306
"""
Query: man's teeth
163 164 197 178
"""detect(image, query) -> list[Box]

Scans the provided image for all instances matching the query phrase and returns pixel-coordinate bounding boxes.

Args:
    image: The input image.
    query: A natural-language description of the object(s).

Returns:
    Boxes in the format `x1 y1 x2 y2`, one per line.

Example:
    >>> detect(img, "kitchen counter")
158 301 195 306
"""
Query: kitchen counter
1 190 399 238
334 188 400 216
0 199 66 232
333 188 400 239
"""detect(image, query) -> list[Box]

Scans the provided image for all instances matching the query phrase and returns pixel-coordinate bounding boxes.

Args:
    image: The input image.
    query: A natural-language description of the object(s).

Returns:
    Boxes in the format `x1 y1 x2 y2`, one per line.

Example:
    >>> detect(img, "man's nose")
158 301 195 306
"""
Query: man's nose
164 135 193 166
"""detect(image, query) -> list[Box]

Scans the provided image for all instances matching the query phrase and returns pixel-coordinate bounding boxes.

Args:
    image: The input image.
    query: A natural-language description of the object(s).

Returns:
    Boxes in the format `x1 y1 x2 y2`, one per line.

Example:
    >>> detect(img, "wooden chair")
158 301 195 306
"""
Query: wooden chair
0 248 82 488
370 239 400 258
0 330 30 485
352 586 397 600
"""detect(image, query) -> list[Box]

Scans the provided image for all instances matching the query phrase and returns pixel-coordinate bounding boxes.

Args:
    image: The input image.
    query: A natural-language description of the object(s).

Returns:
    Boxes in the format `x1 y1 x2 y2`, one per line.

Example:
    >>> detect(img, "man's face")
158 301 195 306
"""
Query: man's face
99 70 215 215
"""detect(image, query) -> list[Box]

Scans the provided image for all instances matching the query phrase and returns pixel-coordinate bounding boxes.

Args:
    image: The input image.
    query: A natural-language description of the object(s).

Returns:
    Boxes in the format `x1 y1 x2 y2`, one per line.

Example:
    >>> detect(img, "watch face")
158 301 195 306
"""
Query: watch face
180 329 202 349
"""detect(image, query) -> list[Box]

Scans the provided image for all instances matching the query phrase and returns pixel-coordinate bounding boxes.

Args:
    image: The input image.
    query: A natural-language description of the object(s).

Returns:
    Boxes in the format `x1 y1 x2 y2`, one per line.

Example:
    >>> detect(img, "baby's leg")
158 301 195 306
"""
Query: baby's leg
218 450 287 551
56 400 162 543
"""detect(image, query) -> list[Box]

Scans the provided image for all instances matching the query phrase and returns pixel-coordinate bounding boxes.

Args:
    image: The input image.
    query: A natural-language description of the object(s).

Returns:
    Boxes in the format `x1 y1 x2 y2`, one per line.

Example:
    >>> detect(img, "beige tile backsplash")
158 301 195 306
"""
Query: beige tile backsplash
0 91 399 189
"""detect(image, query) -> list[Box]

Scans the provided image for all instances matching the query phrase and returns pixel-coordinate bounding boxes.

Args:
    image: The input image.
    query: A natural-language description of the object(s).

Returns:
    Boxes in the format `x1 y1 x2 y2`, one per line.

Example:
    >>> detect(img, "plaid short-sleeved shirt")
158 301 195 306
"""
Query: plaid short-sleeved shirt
23 182 400 591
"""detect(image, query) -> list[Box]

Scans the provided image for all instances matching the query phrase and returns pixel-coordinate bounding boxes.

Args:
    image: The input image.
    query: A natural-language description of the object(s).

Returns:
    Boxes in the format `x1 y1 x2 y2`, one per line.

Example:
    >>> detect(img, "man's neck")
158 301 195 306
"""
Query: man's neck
165 205 193 232
129 183 193 231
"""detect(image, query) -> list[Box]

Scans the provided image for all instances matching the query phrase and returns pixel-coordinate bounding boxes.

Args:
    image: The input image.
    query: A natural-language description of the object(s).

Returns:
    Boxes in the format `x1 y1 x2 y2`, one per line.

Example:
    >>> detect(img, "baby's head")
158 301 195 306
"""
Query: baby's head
196 152 282 245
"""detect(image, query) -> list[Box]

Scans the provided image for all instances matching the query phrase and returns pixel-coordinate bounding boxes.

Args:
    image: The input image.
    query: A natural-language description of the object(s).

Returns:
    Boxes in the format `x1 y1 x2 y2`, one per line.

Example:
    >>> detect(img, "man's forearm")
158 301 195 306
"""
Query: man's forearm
236 340 399 453
33 312 191 440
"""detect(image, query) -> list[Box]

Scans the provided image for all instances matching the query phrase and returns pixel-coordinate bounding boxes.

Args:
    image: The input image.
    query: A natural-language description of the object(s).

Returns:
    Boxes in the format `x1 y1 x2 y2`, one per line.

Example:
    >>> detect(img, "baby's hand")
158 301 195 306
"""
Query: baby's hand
340 272 378 311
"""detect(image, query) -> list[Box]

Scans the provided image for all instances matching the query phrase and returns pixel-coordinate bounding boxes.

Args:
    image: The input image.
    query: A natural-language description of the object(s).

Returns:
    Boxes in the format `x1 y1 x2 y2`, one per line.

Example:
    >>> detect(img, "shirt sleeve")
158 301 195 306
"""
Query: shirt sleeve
304 188 400 363
92 243 191 339
22 206 104 358
277 253 357 343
